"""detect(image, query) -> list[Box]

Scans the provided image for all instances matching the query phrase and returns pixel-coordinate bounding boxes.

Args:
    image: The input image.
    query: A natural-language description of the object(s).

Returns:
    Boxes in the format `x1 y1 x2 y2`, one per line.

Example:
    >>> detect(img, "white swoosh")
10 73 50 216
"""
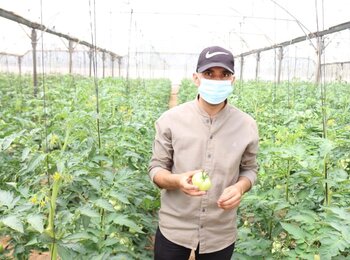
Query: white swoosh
205 51 229 58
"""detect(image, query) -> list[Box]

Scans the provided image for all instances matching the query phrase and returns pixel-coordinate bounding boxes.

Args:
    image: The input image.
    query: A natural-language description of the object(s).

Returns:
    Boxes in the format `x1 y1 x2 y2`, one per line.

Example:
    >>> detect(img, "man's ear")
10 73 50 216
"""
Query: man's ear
192 73 201 87
231 75 236 84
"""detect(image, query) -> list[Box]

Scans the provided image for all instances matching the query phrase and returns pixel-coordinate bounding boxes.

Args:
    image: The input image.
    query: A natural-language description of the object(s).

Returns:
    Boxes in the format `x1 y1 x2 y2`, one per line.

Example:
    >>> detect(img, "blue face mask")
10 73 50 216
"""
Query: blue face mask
198 78 233 105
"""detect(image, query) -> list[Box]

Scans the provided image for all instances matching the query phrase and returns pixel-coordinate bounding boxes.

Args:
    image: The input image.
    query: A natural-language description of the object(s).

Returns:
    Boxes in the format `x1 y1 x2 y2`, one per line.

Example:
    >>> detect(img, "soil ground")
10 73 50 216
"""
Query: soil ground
168 84 180 108
0 236 51 259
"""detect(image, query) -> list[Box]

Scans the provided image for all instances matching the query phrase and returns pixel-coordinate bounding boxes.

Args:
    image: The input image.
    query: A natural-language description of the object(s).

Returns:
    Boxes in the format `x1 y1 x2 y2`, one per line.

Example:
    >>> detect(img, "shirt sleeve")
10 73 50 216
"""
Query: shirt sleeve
239 120 259 186
148 117 174 183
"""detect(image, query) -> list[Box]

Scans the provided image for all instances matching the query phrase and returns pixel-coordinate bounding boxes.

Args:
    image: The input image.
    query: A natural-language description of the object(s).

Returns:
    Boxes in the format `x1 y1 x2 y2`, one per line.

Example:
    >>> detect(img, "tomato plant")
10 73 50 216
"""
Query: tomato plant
0 74 170 259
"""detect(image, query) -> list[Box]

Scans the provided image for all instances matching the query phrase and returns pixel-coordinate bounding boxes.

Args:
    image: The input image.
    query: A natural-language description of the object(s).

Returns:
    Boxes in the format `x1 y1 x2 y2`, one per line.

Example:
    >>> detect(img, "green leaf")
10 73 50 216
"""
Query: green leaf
86 178 101 191
94 198 115 212
1 130 26 150
57 242 87 259
113 253 135 260
92 155 112 165
273 201 290 212
79 206 100 218
319 138 333 157
287 214 315 224
27 214 44 233
342 227 350 244
59 243 87 254
326 207 350 222
110 191 130 204
25 237 39 246
103 238 119 247
22 153 46 173
1 215 24 233
21 147 31 162
92 253 111 260
57 244 77 260
112 215 144 234
63 232 91 242
0 189 18 209
329 169 348 182
280 222 306 241
319 234 348 257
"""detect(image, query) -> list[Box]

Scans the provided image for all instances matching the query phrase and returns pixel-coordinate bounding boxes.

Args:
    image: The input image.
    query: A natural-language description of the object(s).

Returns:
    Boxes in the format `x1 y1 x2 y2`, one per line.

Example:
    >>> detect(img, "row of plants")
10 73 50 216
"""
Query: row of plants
0 73 171 259
178 79 350 259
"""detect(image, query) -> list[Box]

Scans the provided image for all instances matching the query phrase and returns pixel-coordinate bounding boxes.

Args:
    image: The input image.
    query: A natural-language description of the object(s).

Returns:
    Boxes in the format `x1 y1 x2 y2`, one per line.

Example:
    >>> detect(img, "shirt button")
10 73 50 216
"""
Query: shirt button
200 225 204 228
208 154 211 158
202 208 206 212
210 135 213 139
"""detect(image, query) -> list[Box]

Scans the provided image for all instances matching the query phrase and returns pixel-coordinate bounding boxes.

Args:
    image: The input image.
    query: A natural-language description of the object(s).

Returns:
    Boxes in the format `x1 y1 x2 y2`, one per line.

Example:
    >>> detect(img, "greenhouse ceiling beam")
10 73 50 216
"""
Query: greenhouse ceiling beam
236 21 350 57
0 8 120 58
0 51 20 57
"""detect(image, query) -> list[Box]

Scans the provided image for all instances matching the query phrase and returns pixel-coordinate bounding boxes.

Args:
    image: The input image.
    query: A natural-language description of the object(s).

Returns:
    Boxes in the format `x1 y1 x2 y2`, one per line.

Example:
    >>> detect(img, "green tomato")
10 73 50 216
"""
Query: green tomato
192 170 211 191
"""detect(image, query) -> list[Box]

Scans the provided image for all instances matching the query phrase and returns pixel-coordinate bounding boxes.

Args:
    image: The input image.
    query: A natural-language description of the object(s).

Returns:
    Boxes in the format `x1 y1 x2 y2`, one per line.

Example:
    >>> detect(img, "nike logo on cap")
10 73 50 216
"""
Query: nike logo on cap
205 51 229 59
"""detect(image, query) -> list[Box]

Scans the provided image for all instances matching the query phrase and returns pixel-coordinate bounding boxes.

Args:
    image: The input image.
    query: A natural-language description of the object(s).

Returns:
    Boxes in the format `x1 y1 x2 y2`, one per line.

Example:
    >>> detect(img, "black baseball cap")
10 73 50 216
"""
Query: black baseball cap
196 46 235 73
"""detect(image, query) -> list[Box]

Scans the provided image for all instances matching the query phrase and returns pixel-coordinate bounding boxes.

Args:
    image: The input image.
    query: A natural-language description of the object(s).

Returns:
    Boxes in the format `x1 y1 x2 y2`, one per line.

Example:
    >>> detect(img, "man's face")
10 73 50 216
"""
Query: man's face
193 67 235 86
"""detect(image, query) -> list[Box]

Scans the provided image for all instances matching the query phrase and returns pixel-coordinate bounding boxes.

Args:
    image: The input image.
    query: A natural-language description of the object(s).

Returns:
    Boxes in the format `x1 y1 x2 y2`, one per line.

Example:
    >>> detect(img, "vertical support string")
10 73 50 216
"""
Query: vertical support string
39 0 50 187
88 0 101 150
315 0 329 206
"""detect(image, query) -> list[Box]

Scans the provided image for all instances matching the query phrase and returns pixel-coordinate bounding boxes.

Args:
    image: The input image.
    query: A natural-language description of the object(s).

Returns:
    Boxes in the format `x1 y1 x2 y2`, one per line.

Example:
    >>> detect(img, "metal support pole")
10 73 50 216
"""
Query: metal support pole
118 57 121 77
68 40 73 74
239 55 244 81
315 37 324 85
102 51 106 78
339 62 343 82
31 29 38 96
111 54 115 77
255 52 260 81
277 47 283 84
89 48 93 77
18 56 22 75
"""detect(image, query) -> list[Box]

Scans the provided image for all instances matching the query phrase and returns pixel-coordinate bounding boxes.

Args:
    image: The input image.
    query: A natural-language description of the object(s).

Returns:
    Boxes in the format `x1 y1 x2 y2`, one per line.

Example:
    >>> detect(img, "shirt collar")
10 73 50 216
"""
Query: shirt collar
194 94 229 119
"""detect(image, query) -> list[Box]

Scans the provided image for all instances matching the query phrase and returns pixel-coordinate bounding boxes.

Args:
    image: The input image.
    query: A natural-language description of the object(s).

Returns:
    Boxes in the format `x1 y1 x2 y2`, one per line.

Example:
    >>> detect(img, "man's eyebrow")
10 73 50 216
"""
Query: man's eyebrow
202 68 232 74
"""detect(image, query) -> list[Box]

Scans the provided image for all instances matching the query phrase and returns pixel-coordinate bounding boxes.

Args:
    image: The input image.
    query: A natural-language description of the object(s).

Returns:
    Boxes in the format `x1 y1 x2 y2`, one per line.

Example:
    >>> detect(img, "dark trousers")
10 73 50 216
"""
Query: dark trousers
154 227 235 260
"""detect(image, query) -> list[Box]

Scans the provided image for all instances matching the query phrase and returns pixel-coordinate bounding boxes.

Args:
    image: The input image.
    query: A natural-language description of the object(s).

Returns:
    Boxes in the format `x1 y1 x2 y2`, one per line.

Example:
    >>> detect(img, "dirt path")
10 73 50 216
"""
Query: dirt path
169 84 180 108
0 236 51 259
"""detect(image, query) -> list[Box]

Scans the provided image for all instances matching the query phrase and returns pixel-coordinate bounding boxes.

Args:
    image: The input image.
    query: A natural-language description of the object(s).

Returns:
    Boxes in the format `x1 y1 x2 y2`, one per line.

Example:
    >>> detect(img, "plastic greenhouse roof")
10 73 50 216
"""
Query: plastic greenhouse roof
0 0 349 56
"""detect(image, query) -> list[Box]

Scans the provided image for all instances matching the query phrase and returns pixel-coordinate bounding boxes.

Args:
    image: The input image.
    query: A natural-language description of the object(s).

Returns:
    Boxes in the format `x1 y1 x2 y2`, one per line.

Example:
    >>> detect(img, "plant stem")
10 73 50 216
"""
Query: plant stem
324 156 329 206
51 242 57 260
268 210 274 240
100 208 106 241
61 126 71 152
319 62 329 206
48 175 61 259
286 159 290 202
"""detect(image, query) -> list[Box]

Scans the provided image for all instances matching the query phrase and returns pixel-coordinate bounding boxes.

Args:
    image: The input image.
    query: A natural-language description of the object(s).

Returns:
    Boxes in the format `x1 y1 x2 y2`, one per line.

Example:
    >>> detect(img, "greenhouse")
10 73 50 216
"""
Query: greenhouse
0 0 349 259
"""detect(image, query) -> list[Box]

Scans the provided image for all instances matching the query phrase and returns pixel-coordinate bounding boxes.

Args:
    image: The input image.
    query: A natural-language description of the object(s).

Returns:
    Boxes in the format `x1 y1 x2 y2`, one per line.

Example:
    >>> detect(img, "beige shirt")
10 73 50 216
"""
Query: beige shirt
148 97 259 254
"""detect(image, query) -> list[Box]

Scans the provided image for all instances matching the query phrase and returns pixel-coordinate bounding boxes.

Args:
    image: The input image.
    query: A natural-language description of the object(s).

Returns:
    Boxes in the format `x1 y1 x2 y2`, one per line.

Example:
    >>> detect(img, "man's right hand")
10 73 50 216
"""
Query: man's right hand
153 169 206 196
177 170 207 196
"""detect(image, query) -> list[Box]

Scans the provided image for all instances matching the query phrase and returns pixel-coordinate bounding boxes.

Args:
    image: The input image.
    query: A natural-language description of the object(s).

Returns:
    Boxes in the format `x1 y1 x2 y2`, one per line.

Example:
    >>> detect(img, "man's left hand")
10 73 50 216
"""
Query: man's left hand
217 184 243 210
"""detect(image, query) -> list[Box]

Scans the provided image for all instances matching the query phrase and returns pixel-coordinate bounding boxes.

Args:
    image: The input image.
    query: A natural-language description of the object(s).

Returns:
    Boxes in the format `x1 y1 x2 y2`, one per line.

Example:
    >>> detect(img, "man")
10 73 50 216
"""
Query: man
148 46 259 260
